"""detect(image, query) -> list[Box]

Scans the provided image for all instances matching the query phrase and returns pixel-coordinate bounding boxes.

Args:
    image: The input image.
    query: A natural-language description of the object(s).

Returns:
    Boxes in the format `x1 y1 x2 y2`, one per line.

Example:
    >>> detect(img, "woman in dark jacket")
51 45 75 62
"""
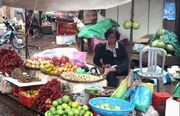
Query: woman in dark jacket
93 28 129 88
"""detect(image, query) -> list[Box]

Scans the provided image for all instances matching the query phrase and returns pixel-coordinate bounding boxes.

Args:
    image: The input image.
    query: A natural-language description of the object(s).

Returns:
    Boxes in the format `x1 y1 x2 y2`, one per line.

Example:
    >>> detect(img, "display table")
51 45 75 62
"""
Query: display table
36 71 107 104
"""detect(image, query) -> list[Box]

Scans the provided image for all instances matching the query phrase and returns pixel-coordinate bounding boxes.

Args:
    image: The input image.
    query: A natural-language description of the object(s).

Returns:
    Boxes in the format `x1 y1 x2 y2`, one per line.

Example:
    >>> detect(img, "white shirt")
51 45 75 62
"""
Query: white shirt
106 41 119 57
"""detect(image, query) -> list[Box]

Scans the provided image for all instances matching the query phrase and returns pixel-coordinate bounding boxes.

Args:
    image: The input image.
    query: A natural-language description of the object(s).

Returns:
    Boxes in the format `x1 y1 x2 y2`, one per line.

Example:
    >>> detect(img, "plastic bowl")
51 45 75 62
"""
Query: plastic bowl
89 97 134 116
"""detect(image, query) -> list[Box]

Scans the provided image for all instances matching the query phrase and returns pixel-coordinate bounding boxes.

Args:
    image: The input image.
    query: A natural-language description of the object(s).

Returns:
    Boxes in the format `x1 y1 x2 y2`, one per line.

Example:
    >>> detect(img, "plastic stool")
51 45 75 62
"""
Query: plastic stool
152 92 171 113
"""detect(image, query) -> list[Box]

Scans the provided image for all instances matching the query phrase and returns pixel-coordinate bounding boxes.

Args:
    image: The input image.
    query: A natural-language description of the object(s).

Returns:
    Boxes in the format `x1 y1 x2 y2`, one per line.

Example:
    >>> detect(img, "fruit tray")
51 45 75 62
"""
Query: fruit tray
24 65 40 70
85 87 115 97
40 69 60 77
4 77 47 87
60 73 105 83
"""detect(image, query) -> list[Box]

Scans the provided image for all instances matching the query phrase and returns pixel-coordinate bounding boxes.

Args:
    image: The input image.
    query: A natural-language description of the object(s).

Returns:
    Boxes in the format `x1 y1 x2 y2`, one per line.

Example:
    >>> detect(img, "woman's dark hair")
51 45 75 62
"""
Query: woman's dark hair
105 28 120 41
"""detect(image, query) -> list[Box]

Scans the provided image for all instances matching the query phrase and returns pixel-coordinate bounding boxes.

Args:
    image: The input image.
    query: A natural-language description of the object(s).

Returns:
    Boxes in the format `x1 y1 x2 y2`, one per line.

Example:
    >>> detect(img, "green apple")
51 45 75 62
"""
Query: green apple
52 100 59 107
157 41 166 48
82 105 89 111
132 22 140 30
158 29 165 36
74 109 80 115
56 109 63 115
62 95 70 103
123 20 132 29
58 98 63 105
57 105 63 110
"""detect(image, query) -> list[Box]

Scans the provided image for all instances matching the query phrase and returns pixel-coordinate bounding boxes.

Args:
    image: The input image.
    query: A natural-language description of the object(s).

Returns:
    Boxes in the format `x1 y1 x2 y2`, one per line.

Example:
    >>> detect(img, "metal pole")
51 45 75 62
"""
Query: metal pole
129 0 134 70
117 6 119 28
147 0 150 34
25 9 29 59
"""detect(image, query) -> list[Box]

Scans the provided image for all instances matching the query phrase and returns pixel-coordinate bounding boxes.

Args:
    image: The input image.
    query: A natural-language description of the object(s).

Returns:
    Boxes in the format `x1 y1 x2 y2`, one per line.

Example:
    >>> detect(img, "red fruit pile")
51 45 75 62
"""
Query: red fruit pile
35 79 64 112
51 56 69 67
0 47 24 75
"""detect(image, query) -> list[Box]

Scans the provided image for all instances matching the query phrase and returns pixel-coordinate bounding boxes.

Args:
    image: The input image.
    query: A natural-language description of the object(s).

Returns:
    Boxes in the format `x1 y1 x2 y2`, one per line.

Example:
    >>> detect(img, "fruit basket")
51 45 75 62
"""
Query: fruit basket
85 87 115 98
40 68 61 76
24 65 40 70
61 72 105 83
89 97 134 116
18 90 38 108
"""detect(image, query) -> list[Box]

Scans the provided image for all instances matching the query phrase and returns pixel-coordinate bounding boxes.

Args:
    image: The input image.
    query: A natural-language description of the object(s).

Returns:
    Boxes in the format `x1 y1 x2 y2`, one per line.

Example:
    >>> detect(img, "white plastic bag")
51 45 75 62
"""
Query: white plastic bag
0 76 13 94
142 106 159 116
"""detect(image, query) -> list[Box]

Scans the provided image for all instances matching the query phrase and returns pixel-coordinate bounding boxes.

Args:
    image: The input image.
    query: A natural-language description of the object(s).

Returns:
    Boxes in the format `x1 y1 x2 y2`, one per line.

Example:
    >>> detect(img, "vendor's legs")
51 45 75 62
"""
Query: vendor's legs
106 72 118 88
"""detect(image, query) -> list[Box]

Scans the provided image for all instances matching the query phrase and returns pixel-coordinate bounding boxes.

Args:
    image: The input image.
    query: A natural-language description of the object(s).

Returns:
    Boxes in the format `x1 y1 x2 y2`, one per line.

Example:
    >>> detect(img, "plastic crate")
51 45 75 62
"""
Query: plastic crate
152 92 171 113
18 91 38 108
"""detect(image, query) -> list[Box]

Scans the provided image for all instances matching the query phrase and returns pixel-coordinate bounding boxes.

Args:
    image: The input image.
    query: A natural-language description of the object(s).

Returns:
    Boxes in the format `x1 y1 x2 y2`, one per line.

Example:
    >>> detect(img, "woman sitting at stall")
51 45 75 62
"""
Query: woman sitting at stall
93 28 129 88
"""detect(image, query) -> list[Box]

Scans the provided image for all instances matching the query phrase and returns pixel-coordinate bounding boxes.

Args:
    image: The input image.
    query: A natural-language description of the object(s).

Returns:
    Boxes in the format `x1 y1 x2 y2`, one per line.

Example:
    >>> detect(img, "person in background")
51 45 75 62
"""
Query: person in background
93 28 129 88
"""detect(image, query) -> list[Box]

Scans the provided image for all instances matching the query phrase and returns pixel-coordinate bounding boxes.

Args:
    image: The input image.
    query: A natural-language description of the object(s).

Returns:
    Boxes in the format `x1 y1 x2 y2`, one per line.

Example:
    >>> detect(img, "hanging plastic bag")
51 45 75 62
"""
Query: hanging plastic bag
130 85 152 113
72 51 87 68
110 77 128 99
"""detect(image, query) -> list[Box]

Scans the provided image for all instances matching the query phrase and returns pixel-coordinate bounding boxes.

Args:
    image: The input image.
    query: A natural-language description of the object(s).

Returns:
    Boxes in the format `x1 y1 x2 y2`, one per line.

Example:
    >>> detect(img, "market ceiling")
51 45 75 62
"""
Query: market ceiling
2 0 132 11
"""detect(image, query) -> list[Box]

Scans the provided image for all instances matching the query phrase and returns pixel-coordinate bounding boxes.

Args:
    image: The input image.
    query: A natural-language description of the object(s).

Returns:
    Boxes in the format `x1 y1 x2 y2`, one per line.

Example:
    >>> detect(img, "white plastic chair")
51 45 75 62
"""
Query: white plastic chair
139 47 167 91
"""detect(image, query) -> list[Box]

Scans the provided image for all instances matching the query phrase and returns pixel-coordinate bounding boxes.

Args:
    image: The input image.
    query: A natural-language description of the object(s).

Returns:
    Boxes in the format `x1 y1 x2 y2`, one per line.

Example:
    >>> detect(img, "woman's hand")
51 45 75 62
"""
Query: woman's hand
102 64 111 68
102 67 117 78
103 68 111 78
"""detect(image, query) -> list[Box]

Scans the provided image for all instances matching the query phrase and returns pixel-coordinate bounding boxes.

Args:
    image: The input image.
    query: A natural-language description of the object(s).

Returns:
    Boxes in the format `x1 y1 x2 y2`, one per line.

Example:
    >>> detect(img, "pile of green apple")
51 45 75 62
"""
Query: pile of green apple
45 95 93 116
123 20 140 30
150 29 175 56
95 103 122 110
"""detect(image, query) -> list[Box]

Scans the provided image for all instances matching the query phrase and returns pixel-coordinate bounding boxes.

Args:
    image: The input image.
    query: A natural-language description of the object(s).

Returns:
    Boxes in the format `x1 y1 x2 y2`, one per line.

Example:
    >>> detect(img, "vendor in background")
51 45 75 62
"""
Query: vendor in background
93 28 129 88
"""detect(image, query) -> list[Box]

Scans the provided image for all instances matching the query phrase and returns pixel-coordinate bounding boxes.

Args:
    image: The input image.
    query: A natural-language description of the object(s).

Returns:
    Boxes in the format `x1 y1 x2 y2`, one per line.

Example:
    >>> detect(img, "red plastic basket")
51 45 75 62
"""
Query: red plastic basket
13 85 40 97
18 91 37 108
152 92 171 113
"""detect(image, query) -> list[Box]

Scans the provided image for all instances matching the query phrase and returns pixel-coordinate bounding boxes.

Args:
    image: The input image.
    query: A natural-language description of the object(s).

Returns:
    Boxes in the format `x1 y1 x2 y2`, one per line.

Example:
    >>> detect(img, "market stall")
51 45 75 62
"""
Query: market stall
0 0 180 116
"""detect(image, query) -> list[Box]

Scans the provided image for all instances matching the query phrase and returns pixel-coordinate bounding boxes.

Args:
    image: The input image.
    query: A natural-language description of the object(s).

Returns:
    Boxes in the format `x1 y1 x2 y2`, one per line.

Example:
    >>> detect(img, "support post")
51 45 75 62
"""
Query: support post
129 0 134 70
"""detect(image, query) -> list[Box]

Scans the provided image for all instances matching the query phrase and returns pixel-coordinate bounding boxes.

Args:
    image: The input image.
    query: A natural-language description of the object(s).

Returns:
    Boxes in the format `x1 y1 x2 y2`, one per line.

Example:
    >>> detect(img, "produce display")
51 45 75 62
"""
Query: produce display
25 58 51 69
41 63 60 76
11 68 41 83
26 56 78 76
35 79 64 112
150 29 180 56
0 46 24 75
40 61 78 76
45 95 93 116
51 56 78 73
61 72 104 83
51 56 69 67
95 103 121 110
